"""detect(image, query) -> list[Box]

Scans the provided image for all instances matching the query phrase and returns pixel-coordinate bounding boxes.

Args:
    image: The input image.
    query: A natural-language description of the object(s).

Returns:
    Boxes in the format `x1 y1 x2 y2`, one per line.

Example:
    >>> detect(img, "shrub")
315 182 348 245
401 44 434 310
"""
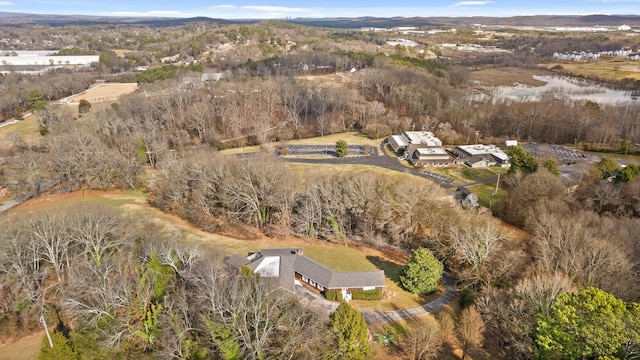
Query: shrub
325 290 343 302
460 287 476 308
352 289 383 300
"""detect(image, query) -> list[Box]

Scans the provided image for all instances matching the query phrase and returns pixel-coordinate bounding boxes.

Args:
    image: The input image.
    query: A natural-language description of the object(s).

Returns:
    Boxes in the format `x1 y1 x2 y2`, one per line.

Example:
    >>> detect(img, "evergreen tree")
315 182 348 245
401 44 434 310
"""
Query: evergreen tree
505 145 538 173
336 140 349 157
37 331 80 360
327 302 372 360
399 248 444 295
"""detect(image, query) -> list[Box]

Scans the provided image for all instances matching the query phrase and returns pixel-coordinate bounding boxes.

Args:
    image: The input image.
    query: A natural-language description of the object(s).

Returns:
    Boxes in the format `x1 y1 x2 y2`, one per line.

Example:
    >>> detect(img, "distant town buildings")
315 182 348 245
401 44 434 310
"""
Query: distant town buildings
438 43 509 53
386 39 419 48
552 47 640 61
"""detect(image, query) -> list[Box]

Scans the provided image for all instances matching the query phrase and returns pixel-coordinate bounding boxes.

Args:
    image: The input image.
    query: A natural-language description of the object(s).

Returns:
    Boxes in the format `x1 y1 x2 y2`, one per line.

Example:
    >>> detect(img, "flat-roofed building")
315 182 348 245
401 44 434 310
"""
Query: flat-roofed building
388 131 451 166
408 147 451 167
450 144 510 168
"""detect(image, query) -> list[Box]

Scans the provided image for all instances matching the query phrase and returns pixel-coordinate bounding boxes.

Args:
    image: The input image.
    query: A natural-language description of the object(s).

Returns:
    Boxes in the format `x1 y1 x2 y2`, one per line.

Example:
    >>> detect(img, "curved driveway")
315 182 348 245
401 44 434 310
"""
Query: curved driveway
360 274 456 326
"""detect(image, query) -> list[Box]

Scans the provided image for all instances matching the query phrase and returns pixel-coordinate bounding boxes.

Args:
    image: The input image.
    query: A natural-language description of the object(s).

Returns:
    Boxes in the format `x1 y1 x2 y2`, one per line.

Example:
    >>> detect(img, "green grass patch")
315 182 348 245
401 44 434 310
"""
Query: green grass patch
468 183 507 208
461 168 496 181
0 114 41 149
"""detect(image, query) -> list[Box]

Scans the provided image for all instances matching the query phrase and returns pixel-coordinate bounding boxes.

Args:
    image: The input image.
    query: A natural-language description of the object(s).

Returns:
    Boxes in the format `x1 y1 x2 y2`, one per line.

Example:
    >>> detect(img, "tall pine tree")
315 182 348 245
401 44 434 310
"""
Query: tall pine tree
327 302 372 360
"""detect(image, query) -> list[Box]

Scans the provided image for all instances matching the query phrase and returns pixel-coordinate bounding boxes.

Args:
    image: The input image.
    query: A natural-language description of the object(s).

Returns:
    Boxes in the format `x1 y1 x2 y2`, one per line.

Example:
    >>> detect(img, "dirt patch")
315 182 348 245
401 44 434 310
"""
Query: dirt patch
65 83 138 104
470 67 552 86
0 331 43 360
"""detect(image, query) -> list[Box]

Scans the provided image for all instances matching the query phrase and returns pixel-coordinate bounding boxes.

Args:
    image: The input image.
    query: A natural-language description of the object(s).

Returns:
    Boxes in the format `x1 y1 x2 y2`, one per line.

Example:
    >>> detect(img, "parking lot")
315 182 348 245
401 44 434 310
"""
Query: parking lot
277 144 377 157
418 171 454 183
523 143 600 164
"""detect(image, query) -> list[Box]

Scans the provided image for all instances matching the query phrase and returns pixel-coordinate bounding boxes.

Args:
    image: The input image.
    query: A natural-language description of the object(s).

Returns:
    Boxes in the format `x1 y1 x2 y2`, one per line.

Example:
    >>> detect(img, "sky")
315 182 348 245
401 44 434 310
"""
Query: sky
1 0 640 19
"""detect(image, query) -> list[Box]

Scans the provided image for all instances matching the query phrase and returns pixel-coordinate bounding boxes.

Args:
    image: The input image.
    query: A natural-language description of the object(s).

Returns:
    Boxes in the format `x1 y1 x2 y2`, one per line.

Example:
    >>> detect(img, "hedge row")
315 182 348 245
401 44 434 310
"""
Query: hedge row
352 289 383 300
325 290 343 302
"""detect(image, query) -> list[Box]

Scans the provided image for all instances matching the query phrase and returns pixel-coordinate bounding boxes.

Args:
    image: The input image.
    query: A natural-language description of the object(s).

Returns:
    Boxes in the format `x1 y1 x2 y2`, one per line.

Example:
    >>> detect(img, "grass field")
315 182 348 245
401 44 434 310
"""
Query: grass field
469 182 508 208
0 113 41 149
428 165 503 184
65 83 138 103
542 58 640 81
0 82 139 150
219 131 382 155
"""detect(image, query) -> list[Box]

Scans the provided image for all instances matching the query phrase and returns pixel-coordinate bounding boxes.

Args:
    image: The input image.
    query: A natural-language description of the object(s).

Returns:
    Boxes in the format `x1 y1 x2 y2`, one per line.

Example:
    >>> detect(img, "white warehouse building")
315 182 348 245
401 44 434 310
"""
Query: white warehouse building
0 51 99 66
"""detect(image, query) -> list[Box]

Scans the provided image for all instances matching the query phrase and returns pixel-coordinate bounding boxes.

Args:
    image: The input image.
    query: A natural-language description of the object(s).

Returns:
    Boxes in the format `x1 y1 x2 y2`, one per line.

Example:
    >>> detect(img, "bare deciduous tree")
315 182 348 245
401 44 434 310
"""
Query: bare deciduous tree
458 306 485 360
404 317 443 360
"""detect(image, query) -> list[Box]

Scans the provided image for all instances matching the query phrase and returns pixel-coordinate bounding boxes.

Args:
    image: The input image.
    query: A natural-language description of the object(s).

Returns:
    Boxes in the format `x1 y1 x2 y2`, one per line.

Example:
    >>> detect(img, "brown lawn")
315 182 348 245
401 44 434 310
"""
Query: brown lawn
0 331 43 360
542 58 640 82
65 83 138 103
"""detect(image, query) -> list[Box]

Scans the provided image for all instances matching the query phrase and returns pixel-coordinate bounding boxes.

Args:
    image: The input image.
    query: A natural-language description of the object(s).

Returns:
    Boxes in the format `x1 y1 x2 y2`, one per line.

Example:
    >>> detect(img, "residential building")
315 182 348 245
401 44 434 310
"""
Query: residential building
455 187 479 208
225 248 386 301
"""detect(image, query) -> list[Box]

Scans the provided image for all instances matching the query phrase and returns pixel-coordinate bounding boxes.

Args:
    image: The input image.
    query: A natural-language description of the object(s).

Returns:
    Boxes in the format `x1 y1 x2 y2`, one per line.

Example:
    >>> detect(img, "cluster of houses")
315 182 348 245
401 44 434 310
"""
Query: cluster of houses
553 48 640 61
225 248 386 301
438 43 509 53
388 131 511 168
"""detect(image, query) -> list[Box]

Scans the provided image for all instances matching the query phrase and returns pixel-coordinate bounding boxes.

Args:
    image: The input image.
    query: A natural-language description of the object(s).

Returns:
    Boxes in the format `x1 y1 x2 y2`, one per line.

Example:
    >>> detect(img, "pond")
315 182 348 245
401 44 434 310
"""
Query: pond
479 75 640 105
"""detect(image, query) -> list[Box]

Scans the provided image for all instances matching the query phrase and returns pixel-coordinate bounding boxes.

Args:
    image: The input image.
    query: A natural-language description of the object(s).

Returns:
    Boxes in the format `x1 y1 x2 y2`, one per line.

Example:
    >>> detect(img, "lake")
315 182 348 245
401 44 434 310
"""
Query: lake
480 75 640 105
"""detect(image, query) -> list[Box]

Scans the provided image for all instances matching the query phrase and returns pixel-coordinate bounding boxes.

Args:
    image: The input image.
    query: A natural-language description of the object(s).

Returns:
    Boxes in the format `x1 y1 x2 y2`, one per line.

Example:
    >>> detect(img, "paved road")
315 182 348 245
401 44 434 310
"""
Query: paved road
281 141 497 190
360 274 456 325
0 179 58 214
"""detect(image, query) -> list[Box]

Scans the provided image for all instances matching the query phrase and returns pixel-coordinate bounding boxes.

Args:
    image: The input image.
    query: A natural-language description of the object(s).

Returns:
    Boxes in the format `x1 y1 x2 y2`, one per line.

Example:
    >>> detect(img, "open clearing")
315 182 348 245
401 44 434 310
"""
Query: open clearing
542 58 640 81
0 113 40 149
0 82 138 149
220 131 382 155
65 82 138 103
0 331 43 360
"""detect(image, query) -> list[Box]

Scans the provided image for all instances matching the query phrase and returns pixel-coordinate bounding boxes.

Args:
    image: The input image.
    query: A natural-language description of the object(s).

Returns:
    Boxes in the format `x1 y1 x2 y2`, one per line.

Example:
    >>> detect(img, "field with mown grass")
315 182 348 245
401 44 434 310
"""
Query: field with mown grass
219 131 382 155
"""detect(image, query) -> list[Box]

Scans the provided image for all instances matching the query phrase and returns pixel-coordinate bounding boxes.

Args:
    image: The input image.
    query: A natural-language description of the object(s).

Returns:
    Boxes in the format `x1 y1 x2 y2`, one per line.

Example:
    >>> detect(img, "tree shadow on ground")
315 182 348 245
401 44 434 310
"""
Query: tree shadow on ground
366 255 403 284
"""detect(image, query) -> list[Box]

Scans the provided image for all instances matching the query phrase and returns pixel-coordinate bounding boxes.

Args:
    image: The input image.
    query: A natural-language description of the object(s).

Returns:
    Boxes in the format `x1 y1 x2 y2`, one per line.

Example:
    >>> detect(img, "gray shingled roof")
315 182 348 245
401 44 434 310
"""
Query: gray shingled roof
224 254 250 268
229 248 386 291
293 254 386 289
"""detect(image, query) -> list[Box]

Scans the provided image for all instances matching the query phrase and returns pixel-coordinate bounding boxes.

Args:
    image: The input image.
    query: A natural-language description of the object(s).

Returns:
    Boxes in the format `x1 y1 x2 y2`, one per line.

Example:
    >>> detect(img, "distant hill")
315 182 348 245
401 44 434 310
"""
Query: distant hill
0 12 258 26
0 12 639 28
